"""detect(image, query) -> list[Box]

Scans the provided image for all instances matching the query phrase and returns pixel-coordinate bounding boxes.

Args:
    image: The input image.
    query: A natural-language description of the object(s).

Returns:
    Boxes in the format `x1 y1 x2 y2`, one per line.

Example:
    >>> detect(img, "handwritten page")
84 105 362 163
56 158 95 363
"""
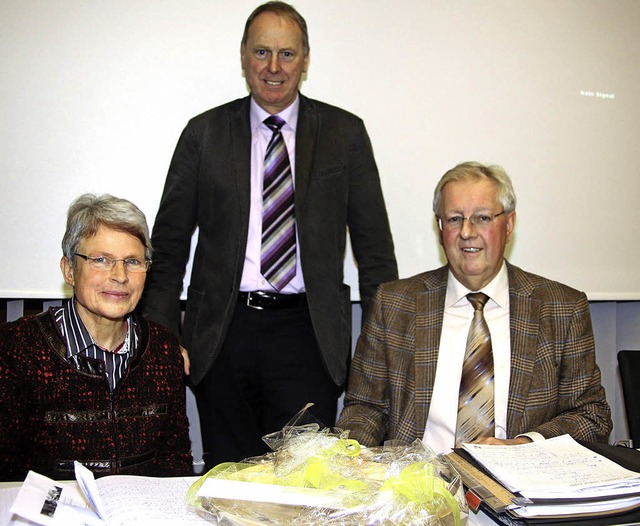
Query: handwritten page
9 470 209 526
462 434 640 499
95 475 208 526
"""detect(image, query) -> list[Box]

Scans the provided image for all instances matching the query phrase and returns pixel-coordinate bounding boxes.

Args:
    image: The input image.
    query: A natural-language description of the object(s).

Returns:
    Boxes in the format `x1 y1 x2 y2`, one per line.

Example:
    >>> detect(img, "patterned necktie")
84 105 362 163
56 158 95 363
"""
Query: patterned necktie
455 292 495 446
260 116 296 291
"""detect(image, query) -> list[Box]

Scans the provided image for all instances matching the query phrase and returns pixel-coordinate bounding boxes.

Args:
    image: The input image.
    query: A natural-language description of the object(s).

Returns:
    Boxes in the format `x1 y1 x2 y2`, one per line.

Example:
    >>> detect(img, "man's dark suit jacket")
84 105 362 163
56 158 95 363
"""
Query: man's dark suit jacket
337 262 612 446
141 94 398 386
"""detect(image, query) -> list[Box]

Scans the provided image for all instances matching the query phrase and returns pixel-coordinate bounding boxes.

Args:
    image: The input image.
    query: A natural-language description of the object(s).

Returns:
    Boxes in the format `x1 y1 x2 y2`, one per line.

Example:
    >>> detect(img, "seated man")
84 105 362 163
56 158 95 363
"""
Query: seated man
337 162 612 453
0 194 193 481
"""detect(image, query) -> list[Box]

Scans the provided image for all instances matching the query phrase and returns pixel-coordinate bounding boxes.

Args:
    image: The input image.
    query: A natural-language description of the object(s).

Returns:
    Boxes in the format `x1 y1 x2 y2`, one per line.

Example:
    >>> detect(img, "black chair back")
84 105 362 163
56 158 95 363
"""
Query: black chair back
618 350 640 448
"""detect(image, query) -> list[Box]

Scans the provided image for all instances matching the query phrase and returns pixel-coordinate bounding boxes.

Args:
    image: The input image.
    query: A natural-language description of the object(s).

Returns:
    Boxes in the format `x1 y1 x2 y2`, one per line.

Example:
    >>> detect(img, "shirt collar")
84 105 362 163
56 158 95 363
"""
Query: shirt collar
249 94 300 133
445 260 509 309
62 297 134 358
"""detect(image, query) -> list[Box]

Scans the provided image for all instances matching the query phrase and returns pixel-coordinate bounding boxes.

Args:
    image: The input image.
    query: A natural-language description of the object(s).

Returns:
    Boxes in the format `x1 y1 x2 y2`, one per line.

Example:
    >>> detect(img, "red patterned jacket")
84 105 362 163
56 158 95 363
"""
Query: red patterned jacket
0 309 193 481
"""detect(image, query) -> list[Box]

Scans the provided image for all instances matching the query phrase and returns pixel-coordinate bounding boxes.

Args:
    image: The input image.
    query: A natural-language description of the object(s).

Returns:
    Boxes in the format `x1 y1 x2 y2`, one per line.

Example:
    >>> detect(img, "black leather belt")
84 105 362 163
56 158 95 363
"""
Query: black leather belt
239 291 307 310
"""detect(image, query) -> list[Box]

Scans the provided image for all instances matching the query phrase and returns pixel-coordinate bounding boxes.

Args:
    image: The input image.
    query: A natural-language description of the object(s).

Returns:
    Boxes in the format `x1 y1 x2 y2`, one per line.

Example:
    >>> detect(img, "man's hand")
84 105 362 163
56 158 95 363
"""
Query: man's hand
180 346 190 376
473 436 533 446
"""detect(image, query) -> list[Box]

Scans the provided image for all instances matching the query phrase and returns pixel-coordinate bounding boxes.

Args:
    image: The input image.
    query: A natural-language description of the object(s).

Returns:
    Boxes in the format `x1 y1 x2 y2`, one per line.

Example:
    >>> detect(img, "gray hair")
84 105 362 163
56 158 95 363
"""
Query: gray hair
432 161 517 216
61 193 152 264
241 1 310 54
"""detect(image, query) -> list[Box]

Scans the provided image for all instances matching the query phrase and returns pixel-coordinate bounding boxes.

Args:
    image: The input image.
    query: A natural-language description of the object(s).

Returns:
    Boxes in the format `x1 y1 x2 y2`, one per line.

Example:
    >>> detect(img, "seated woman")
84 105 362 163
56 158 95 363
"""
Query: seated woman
0 194 193 481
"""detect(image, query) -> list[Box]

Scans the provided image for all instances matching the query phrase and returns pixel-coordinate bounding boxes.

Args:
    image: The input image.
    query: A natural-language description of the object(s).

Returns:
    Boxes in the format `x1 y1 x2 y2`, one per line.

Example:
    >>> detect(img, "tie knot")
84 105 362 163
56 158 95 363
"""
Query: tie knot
264 115 285 132
467 292 490 311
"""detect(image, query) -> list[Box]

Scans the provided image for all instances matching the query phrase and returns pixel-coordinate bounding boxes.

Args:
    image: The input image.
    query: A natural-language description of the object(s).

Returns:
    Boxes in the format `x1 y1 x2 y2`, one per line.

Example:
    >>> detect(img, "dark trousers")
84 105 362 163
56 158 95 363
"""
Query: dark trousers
195 301 342 470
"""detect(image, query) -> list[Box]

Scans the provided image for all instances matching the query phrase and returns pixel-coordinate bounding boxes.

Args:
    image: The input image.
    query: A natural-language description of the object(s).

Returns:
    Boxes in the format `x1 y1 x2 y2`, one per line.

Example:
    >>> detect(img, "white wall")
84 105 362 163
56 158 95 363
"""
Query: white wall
1 0 640 299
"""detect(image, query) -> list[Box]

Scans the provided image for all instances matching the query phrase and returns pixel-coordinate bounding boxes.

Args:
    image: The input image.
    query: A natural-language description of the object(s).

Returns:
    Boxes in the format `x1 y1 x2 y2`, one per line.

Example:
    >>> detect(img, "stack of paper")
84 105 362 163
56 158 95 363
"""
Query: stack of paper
8 462 207 526
461 434 640 519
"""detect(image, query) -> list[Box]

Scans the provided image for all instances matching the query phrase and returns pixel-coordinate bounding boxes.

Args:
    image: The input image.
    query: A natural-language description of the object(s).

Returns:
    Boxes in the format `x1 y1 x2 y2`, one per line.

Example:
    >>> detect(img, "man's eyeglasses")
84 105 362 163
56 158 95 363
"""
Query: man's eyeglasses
75 253 151 273
438 211 506 232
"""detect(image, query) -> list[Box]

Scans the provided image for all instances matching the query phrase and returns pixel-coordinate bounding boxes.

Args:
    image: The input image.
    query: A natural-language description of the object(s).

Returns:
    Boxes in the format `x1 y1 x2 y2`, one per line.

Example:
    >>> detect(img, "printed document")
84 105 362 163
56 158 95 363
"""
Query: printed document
462 434 640 499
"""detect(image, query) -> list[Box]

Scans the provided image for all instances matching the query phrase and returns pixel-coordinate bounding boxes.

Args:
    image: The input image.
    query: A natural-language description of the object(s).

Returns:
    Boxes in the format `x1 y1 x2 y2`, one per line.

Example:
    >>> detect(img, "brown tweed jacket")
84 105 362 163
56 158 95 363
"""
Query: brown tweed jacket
337 261 612 447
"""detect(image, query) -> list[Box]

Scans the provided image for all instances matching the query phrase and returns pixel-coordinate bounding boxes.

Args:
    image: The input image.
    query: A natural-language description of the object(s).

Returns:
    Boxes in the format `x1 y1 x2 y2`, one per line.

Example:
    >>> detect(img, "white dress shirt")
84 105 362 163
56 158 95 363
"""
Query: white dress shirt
423 261 511 453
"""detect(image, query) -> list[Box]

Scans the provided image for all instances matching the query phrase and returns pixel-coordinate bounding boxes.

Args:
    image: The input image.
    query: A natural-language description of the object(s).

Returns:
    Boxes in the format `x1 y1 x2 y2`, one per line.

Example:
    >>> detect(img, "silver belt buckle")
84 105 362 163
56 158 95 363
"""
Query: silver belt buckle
245 292 264 310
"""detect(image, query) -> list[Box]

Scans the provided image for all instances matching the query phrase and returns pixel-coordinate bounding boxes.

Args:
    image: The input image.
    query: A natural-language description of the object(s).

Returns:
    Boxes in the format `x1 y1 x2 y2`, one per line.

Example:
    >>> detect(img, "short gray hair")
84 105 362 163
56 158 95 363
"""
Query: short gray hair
61 193 152 264
432 161 517 216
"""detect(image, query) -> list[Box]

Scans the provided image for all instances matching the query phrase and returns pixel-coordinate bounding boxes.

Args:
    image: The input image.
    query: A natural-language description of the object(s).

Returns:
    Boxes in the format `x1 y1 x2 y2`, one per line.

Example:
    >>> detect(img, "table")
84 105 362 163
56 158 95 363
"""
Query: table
1 481 24 526
1 477 499 525
3 444 638 526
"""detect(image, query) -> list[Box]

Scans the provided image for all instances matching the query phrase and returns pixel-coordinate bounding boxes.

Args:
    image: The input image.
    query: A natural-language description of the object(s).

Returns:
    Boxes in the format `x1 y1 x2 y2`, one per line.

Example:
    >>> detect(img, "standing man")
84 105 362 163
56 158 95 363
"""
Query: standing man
337 162 611 452
141 1 397 468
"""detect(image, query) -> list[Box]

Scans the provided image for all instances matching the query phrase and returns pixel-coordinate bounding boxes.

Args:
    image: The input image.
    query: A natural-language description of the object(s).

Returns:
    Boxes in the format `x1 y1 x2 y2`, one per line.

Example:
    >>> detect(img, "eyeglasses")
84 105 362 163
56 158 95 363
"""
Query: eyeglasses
75 253 151 273
438 211 506 232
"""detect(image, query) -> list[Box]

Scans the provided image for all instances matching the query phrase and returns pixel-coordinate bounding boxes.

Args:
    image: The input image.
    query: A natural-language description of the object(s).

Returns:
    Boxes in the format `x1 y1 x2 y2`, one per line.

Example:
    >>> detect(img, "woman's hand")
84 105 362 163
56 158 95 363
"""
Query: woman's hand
180 346 190 376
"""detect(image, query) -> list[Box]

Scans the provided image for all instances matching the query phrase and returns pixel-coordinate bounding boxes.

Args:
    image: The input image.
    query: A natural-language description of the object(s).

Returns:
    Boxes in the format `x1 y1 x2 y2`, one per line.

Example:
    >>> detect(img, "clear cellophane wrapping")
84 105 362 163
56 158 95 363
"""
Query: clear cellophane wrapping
186 408 467 526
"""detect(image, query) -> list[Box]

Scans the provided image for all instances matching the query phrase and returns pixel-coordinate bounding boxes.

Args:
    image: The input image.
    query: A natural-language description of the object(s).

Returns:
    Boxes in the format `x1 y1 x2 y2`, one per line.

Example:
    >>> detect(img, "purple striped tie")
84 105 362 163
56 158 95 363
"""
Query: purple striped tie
455 292 495 446
261 116 296 291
